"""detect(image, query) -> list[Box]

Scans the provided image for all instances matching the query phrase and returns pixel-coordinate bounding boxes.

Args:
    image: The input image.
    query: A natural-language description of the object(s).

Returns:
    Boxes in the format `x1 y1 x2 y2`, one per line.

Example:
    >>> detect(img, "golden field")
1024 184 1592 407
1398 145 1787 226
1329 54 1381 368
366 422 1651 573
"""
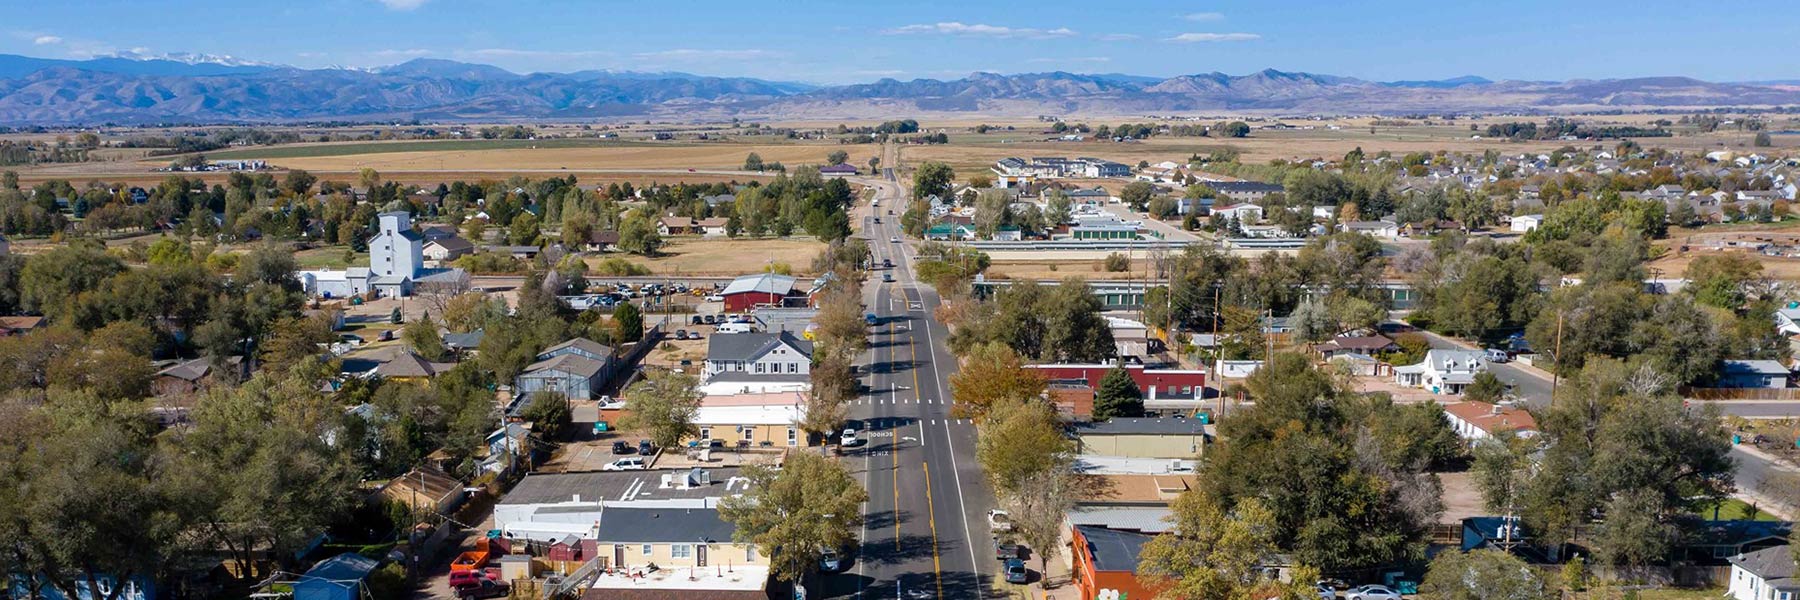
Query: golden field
589 236 828 276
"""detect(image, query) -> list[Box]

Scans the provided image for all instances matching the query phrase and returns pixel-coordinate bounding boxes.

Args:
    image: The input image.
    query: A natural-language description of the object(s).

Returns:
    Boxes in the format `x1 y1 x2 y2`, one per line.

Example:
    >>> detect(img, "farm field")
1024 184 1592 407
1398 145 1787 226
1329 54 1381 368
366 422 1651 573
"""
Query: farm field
203 137 668 160
589 236 828 276
195 141 883 174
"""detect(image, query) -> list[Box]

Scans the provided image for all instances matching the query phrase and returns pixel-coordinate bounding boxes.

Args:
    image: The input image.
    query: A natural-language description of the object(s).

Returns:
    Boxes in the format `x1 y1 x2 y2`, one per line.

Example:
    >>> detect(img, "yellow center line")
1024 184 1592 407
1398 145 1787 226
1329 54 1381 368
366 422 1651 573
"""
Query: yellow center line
924 462 942 599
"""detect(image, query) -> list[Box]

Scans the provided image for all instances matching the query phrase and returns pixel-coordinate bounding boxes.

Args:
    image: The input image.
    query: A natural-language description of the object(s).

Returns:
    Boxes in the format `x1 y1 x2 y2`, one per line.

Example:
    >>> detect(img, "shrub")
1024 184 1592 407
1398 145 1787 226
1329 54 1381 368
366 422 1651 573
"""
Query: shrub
1102 252 1131 272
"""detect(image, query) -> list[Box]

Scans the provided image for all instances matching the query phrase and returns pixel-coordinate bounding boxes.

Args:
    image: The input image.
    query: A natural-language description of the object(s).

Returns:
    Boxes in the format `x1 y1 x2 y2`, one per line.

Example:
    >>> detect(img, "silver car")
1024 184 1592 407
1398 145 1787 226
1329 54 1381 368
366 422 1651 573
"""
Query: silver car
1347 585 1401 600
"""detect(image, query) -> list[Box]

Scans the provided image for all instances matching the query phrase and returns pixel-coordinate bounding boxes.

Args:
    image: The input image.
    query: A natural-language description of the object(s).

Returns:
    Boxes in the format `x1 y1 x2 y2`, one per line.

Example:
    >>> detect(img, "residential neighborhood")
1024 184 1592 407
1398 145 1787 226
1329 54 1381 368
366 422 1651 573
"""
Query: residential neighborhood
2 7 1800 600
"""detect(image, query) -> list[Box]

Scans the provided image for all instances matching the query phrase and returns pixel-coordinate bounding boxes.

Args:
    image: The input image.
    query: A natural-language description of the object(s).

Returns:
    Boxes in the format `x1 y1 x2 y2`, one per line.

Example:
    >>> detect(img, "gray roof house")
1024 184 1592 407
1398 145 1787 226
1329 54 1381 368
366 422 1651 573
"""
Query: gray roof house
516 353 607 401
538 337 615 364
705 331 813 380
1727 544 1795 600
1721 360 1791 389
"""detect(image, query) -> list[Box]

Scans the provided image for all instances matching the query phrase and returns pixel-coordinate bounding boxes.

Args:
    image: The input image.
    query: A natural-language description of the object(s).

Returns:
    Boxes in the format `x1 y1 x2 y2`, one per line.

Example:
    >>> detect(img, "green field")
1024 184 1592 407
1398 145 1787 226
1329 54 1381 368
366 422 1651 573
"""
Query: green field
205 138 680 160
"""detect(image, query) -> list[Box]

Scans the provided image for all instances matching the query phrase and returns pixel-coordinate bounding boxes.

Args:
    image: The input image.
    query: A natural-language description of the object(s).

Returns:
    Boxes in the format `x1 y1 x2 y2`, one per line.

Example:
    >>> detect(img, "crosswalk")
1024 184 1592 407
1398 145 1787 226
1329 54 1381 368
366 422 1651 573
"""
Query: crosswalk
862 417 974 427
853 397 951 405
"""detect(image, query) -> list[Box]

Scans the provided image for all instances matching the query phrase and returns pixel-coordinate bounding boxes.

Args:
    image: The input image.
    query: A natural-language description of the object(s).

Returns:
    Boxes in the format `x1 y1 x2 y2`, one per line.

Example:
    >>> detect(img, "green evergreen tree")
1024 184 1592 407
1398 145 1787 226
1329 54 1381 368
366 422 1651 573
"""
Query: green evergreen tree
1093 367 1144 421
612 301 643 343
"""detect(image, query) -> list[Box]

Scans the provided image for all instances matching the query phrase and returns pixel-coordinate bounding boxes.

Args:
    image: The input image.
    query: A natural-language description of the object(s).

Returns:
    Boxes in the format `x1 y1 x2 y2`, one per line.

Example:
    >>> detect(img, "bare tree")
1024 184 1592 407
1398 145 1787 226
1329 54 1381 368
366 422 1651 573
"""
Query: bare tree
1006 467 1078 582
414 269 472 316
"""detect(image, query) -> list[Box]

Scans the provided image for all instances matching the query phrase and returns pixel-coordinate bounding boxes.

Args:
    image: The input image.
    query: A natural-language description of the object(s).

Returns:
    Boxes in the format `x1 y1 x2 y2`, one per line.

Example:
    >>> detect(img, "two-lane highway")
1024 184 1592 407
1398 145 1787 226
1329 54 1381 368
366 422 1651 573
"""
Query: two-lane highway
821 177 995 599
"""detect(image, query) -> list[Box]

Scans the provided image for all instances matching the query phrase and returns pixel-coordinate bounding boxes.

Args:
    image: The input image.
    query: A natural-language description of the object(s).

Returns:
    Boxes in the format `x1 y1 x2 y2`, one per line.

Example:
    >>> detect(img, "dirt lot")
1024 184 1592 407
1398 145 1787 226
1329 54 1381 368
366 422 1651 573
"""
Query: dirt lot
640 333 710 371
596 236 827 276
1437 471 1487 525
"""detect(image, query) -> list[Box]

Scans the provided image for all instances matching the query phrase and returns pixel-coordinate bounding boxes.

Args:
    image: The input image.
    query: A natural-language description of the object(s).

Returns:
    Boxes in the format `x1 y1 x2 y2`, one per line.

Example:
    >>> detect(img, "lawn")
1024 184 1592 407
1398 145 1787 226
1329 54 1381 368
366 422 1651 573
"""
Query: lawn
294 247 367 270
1692 498 1783 521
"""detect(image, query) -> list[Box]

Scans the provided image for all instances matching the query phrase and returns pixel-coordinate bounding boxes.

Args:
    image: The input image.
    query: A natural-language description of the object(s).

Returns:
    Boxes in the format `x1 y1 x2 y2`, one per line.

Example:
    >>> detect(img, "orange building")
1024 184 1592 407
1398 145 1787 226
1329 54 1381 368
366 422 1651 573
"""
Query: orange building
1071 524 1160 600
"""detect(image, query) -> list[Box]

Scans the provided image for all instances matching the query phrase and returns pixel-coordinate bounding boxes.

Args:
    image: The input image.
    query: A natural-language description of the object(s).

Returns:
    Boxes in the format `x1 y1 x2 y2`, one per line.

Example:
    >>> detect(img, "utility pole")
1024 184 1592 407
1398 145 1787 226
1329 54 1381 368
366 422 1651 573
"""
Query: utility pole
1550 310 1564 405
1212 284 1222 419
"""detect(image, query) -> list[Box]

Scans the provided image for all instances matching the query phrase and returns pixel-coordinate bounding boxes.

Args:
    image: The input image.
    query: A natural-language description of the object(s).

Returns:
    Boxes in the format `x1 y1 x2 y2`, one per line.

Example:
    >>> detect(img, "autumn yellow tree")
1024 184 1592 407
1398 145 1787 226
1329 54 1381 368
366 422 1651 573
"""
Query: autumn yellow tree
949 341 1046 421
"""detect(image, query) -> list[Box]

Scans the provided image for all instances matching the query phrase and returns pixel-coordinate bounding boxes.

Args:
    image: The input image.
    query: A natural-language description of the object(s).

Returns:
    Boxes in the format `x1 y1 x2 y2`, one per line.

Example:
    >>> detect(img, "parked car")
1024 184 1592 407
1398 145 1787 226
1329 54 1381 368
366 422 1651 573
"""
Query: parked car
840 429 862 447
447 570 491 588
883 259 893 268
674 329 688 340
889 236 899 243
1004 559 1028 584
820 547 845 572
987 509 1013 532
454 579 510 600
611 441 634 455
1316 582 1337 600
638 439 655 455
993 539 1021 560
1485 348 1510 363
603 457 646 471
1347 585 1401 600
703 294 725 302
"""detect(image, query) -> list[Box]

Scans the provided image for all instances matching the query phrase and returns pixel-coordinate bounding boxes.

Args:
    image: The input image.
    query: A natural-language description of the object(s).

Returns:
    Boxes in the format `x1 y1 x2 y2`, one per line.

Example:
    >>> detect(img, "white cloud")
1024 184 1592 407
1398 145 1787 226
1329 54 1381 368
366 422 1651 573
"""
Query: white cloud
367 48 433 59
883 22 1078 39
463 48 614 60
375 0 429 10
32 35 61 46
1166 32 1261 43
1182 12 1225 21
633 49 782 61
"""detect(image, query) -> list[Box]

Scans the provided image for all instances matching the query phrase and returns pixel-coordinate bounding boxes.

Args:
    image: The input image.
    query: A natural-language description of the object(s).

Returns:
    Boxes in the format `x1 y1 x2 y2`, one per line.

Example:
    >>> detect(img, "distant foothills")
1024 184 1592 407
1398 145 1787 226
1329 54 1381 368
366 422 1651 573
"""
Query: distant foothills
2 53 1800 124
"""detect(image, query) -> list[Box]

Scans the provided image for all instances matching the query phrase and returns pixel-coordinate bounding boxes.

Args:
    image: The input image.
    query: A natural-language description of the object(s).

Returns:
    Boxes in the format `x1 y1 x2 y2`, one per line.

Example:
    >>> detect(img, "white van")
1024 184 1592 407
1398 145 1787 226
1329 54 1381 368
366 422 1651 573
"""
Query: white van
716 322 754 334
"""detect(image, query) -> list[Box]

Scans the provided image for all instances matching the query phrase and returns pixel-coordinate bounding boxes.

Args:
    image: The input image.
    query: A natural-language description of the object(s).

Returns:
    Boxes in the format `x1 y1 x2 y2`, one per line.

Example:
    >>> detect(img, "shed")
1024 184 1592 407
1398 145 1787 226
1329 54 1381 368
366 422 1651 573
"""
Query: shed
294 553 378 600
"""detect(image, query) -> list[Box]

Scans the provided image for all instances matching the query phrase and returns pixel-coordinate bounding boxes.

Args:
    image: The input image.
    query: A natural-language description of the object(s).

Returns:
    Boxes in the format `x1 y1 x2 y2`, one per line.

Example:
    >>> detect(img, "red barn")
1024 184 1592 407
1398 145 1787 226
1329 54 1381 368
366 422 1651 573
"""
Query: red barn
1028 364 1207 401
721 273 804 313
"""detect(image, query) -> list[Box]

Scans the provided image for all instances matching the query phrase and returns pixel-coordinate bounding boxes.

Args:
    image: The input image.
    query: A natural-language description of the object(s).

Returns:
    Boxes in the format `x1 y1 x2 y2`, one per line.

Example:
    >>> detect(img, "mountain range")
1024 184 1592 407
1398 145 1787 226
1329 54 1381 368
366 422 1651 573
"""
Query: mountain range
1 54 1798 124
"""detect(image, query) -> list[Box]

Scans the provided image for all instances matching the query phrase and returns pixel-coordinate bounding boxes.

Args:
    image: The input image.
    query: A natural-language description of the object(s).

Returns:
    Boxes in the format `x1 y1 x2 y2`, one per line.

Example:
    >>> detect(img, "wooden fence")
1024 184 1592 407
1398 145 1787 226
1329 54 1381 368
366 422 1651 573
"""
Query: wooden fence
1683 387 1800 401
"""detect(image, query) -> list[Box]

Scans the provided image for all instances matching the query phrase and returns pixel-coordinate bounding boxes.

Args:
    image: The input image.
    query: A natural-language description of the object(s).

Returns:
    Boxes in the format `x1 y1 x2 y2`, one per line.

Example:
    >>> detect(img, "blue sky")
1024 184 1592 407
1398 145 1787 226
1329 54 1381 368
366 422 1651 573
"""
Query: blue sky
2 0 1794 85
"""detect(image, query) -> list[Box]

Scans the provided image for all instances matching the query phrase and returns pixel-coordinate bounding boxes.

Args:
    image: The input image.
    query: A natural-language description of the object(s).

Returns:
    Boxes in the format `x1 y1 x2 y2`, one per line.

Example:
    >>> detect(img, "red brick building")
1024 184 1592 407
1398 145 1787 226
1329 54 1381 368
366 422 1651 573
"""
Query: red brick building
1071 525 1160 600
1027 364 1207 400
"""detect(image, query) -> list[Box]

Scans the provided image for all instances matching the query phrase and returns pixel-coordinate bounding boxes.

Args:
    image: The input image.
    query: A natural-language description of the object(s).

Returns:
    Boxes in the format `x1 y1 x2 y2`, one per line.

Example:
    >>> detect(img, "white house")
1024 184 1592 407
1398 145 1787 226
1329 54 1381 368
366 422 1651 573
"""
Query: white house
705 331 813 379
1340 221 1400 240
1440 401 1538 443
1211 204 1264 223
1510 214 1544 233
1394 349 1488 394
1212 360 1263 379
1728 545 1795 600
1776 306 1800 336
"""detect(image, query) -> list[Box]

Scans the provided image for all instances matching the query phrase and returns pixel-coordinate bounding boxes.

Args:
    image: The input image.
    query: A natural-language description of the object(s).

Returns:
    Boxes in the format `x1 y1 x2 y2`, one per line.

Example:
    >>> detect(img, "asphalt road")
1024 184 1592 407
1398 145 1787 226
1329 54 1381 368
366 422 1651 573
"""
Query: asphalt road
816 176 998 599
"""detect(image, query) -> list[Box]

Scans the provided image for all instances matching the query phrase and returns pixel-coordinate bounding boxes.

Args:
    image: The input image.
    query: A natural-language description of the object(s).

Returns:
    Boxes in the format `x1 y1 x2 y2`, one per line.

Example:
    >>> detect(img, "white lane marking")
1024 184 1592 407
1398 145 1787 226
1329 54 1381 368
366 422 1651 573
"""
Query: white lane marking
917 293 985 587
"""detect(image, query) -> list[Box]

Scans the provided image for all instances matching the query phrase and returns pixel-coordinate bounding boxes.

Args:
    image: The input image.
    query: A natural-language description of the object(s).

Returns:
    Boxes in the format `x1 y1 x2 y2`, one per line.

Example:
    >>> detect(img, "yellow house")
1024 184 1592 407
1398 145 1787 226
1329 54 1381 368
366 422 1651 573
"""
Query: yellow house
592 506 764 570
689 401 811 448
